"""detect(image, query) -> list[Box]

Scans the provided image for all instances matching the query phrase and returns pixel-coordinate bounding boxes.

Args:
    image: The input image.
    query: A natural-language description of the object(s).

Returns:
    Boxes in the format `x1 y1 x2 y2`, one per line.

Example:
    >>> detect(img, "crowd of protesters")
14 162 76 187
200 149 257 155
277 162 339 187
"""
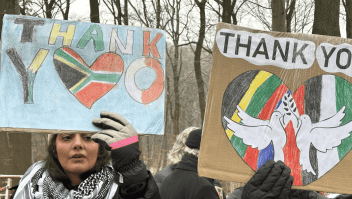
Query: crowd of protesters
7 112 352 199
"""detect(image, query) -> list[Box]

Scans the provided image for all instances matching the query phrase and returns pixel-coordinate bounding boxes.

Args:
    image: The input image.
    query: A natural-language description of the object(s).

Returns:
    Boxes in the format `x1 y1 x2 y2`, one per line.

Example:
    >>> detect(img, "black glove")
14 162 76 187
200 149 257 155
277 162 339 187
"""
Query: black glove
335 195 352 199
242 160 294 199
92 111 141 170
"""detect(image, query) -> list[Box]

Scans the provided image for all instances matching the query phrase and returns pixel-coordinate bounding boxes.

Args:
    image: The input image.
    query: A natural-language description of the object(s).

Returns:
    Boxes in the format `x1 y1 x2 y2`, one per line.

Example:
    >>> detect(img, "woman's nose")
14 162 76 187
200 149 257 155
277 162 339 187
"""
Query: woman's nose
72 134 84 150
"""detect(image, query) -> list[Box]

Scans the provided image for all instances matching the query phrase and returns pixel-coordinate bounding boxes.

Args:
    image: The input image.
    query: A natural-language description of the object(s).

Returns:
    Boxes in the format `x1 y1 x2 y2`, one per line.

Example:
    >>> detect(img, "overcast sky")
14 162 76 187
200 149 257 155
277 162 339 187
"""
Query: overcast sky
37 0 348 38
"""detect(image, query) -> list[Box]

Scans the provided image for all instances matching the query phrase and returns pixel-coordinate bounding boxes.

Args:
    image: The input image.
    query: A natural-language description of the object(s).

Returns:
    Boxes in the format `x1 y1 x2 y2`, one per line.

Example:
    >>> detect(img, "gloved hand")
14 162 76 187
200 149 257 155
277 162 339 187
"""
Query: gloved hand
92 111 148 191
335 195 352 199
242 160 294 199
92 111 140 170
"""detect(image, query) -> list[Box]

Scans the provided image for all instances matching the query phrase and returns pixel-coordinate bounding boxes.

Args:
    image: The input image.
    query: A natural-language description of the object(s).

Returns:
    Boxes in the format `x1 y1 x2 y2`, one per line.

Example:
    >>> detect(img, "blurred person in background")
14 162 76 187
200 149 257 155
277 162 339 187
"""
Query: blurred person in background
154 127 226 198
154 126 197 188
159 129 220 199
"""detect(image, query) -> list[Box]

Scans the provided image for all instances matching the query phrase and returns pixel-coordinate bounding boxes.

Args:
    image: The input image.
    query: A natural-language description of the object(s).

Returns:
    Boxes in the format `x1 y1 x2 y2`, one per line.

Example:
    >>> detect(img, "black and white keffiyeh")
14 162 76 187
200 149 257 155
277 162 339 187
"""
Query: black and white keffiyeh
13 161 117 199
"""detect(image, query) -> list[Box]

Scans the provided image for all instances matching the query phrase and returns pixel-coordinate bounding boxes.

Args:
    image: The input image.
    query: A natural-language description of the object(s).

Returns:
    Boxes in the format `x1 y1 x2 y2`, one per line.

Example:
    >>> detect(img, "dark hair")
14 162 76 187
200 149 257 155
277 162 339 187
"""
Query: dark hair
43 134 111 189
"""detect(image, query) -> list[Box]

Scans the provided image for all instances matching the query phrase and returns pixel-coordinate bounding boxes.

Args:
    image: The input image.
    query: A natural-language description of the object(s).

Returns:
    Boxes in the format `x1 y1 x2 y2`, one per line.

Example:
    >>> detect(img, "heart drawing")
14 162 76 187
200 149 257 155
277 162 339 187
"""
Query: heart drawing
53 47 123 108
221 70 352 186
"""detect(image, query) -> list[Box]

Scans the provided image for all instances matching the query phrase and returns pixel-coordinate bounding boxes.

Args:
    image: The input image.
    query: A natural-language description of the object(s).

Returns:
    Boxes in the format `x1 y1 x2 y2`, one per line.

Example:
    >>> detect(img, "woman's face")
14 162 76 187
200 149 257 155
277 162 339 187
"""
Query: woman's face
56 133 99 176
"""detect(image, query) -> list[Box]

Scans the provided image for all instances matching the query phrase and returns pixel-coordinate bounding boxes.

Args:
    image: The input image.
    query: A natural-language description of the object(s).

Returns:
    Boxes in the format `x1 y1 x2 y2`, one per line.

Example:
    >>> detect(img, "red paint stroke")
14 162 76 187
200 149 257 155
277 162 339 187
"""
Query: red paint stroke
91 53 124 72
283 121 302 185
243 83 287 170
62 47 86 65
293 85 305 116
141 58 164 104
143 32 162 58
258 83 287 119
243 145 259 170
75 82 114 108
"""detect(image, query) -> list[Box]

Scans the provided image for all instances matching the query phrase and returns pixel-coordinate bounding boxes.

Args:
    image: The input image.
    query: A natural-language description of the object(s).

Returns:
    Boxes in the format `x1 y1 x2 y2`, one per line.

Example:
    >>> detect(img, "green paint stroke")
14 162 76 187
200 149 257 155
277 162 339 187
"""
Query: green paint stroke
55 48 93 74
72 73 121 94
336 76 352 160
230 135 246 157
246 75 282 118
77 24 104 51
26 72 36 104
230 74 282 157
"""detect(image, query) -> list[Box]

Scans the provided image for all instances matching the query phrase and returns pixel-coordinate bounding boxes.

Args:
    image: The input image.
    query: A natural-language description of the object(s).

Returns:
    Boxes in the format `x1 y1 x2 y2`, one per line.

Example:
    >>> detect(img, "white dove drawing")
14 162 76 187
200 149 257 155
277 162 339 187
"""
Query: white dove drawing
223 105 287 162
296 105 351 175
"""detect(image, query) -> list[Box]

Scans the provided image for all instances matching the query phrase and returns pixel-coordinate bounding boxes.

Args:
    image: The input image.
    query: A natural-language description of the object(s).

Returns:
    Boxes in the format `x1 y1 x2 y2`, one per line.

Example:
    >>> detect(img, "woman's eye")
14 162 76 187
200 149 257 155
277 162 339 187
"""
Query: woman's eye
62 136 72 141
84 136 92 141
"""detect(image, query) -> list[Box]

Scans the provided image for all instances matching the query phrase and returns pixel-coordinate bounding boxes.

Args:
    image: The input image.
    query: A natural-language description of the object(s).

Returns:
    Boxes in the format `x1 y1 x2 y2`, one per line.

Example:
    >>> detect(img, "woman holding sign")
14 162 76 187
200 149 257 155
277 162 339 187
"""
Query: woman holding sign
11 112 160 199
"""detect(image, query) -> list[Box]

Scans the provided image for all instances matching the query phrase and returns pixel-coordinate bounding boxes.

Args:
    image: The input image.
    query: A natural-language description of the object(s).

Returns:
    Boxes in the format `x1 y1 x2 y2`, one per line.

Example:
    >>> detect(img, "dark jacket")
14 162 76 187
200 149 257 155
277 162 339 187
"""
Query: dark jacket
227 186 330 199
159 155 219 199
154 163 226 198
154 163 177 189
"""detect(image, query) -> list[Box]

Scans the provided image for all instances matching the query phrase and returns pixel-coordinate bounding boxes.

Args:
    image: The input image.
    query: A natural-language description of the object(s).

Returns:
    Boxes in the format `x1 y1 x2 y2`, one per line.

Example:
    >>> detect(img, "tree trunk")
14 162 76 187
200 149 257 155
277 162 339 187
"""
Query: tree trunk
271 0 286 31
90 0 100 23
195 0 207 124
344 0 352 38
123 0 128 25
44 0 55 18
116 0 123 25
156 0 161 28
0 0 4 40
19 0 25 15
222 0 233 23
232 11 237 25
286 0 296 32
0 0 19 51
312 0 340 37
63 0 70 20
172 44 180 137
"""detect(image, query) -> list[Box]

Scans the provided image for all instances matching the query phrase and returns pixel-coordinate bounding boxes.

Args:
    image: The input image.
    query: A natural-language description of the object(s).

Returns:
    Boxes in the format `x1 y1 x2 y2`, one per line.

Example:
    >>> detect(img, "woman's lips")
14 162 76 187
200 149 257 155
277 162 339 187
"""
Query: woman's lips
70 154 86 158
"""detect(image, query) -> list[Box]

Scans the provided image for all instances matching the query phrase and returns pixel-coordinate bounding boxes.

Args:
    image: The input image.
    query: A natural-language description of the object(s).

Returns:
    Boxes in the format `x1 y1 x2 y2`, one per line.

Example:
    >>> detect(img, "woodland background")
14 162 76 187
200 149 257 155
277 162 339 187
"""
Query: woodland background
0 0 350 195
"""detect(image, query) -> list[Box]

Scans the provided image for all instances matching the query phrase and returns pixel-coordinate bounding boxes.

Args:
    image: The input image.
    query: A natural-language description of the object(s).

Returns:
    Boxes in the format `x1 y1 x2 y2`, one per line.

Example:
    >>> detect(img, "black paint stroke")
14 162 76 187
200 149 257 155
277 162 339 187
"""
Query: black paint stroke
14 18 44 43
221 70 259 129
302 75 322 185
53 59 88 89
6 47 29 102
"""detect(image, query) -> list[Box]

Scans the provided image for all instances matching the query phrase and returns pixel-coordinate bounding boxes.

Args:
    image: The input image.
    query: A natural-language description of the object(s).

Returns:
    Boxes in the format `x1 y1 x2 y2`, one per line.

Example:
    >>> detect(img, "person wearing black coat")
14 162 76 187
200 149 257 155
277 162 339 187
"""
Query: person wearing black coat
154 163 177 189
154 127 226 198
159 129 220 199
154 127 197 189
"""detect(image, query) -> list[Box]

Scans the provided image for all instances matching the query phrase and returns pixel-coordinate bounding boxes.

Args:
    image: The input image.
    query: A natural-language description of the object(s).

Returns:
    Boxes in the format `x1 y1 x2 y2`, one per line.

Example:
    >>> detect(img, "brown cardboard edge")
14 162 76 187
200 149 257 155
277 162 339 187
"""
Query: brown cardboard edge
0 127 96 133
199 22 352 194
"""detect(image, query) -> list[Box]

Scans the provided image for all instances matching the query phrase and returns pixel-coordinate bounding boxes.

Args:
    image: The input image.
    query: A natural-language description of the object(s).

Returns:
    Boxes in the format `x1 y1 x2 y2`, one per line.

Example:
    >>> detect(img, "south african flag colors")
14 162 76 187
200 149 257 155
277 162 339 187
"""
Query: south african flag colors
222 70 352 186
53 47 123 108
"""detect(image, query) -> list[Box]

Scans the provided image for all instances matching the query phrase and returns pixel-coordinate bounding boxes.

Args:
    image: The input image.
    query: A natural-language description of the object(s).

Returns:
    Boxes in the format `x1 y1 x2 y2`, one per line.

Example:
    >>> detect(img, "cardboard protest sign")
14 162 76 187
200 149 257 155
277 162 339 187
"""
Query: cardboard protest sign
0 15 165 134
199 22 352 194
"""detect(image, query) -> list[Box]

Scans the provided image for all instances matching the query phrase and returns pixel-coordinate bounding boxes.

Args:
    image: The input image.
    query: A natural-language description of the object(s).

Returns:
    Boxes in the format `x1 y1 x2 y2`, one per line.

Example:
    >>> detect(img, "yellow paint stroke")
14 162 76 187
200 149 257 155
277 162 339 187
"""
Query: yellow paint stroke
49 24 75 46
227 71 272 139
53 54 89 76
28 49 49 73
70 76 89 92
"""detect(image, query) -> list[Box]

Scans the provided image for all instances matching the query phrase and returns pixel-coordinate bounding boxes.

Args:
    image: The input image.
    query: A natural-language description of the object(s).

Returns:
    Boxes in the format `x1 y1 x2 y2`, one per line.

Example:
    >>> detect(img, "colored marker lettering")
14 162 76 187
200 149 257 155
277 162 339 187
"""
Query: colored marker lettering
14 18 45 43
110 29 134 54
77 24 104 51
143 32 162 58
6 47 49 104
49 23 75 46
